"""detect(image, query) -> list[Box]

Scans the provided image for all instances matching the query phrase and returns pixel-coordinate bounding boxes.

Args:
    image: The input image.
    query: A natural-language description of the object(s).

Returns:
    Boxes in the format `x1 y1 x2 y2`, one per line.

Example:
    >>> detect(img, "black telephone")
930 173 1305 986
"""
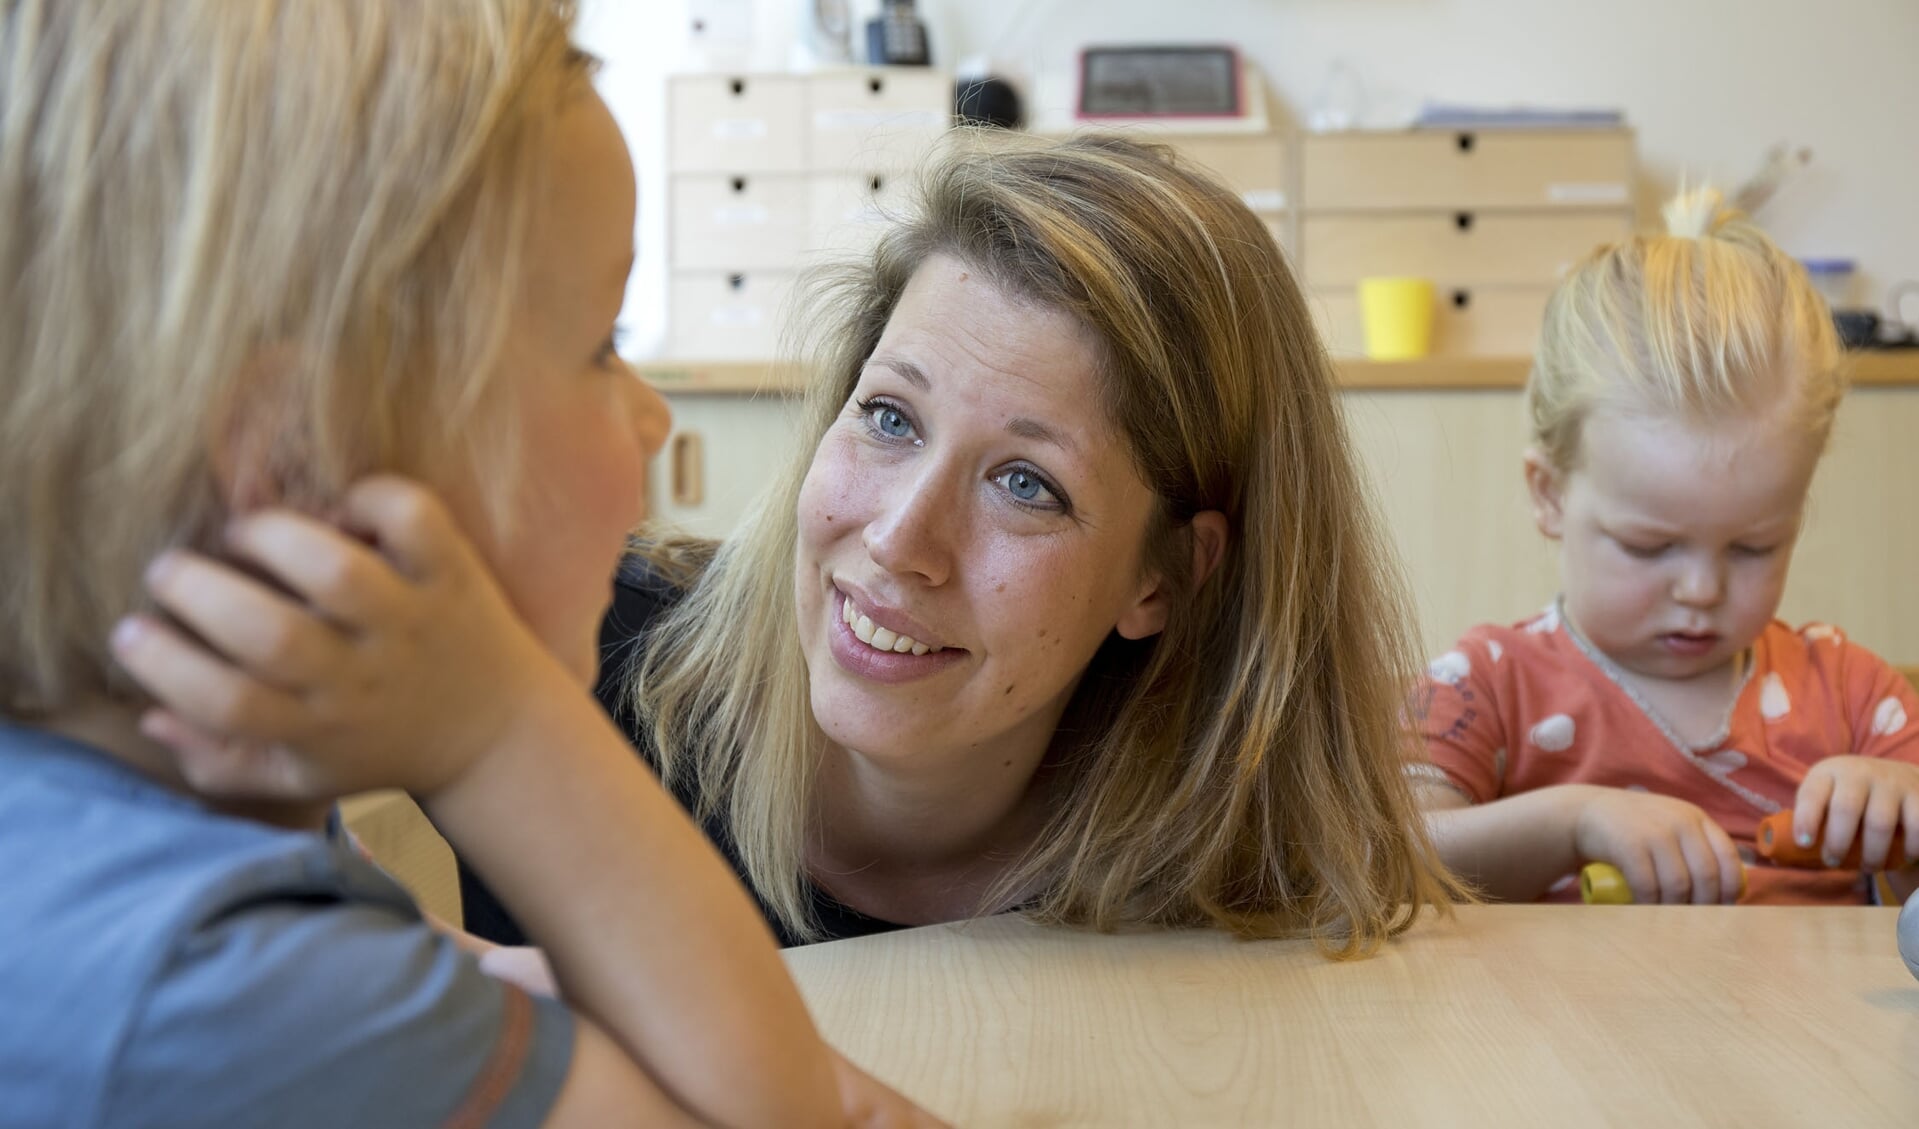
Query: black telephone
865 0 930 66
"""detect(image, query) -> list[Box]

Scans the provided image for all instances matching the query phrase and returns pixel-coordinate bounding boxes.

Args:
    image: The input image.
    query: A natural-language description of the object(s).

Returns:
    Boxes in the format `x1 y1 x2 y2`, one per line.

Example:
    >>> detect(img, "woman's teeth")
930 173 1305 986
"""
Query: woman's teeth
843 596 940 656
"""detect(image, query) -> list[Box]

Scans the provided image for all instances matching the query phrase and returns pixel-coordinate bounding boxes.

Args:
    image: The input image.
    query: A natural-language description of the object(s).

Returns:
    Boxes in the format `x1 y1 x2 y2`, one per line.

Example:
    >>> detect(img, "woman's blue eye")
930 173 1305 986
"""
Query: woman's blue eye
1006 470 1043 501
875 406 911 437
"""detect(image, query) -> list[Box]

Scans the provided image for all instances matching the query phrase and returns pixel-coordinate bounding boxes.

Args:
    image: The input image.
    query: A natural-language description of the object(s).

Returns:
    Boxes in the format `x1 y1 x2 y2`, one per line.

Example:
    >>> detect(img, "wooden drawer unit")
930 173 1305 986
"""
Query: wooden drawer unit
809 170 917 260
671 173 813 271
1169 134 1289 213
1302 130 1633 212
668 74 809 173
1313 286 1551 359
808 69 951 171
1302 212 1629 288
667 271 796 360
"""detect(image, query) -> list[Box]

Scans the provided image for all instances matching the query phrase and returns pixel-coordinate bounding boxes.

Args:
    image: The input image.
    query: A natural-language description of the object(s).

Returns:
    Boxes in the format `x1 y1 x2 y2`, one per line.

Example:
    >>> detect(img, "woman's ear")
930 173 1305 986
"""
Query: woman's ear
1523 447 1567 541
1114 510 1230 641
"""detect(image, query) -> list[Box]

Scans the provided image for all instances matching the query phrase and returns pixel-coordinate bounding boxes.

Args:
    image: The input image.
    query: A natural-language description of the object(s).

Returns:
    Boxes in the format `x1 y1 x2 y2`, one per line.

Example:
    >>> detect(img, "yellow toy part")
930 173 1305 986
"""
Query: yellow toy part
1578 861 1748 905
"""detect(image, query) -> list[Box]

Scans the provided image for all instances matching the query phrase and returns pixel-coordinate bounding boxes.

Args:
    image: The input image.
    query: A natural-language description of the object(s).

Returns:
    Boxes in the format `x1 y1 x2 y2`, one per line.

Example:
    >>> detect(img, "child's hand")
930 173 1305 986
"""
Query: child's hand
111 476 576 801
1573 787 1745 904
1793 756 1919 870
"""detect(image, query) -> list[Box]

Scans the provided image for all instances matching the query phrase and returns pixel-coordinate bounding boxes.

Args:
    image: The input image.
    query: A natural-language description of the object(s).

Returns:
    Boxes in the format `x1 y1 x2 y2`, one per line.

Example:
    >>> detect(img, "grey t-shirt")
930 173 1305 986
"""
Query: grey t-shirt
0 722 574 1129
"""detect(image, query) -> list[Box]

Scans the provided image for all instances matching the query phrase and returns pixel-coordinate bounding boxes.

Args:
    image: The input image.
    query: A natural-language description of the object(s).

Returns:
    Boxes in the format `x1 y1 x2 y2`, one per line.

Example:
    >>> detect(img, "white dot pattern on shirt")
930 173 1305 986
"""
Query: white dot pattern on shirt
1699 750 1748 776
1529 714 1575 752
1760 673 1792 722
1428 651 1471 685
1873 696 1909 737
1487 639 1504 663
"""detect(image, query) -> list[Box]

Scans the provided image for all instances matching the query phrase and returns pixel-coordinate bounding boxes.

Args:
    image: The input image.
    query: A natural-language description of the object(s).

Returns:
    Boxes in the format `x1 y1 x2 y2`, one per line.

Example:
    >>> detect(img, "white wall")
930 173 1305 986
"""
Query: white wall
583 0 1919 356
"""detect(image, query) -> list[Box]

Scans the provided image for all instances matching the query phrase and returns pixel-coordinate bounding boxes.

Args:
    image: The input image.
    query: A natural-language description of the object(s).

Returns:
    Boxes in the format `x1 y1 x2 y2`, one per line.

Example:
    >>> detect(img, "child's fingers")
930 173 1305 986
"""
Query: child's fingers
111 615 307 742
225 510 410 627
1647 840 1693 904
143 551 350 689
1677 831 1729 906
1858 785 1905 871
1792 769 1834 850
1821 774 1872 867
1704 822 1746 904
1612 846 1661 906
338 476 474 585
138 710 310 798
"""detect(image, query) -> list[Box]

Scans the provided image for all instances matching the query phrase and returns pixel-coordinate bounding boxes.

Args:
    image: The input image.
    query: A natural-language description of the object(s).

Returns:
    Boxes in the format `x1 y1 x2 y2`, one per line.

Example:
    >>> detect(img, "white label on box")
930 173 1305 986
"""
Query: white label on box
711 117 768 140
1546 181 1628 205
711 204 770 227
813 109 946 133
1241 189 1287 211
709 306 764 328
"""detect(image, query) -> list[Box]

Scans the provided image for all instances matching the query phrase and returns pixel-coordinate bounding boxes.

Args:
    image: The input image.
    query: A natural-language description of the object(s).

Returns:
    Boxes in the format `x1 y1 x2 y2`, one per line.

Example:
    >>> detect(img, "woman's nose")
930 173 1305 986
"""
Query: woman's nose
861 465 955 586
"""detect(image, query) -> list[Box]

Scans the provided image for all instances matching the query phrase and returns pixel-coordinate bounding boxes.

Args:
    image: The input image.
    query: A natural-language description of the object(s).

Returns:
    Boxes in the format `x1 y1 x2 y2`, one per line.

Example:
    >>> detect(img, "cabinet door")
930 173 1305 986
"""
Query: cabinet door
647 394 809 539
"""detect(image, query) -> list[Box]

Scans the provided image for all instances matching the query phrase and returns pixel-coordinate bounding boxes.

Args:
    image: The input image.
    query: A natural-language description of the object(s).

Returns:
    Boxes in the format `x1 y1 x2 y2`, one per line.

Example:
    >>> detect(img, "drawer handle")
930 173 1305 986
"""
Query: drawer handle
869 174 885 194
727 273 745 291
1454 212 1475 232
868 76 885 95
731 176 748 193
670 432 705 508
1451 289 1473 310
729 77 746 96
1456 132 1476 154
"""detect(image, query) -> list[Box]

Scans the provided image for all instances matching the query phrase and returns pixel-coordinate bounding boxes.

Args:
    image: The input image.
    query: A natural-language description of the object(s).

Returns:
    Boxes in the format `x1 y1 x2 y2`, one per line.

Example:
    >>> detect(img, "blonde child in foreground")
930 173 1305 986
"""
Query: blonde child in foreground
1413 188 1919 906
0 2 934 1125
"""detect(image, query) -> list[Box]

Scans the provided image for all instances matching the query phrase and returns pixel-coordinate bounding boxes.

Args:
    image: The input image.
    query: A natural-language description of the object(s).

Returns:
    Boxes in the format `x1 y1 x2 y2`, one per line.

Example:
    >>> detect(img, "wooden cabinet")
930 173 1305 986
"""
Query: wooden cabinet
1301 129 1634 358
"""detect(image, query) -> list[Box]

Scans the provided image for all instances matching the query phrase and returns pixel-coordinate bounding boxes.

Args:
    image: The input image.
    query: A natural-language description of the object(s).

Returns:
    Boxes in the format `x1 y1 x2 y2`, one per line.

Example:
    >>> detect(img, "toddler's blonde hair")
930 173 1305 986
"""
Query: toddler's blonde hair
1528 186 1843 470
0 1 587 716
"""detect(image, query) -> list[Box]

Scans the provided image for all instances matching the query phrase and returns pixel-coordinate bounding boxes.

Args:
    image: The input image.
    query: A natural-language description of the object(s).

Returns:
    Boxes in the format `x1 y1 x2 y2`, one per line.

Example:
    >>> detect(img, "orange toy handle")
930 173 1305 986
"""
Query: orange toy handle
1755 809 1908 870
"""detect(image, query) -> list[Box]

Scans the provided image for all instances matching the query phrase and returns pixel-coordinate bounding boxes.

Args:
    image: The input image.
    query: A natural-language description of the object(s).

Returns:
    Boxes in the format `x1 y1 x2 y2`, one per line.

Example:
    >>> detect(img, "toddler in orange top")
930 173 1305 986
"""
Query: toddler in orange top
1413 188 1919 905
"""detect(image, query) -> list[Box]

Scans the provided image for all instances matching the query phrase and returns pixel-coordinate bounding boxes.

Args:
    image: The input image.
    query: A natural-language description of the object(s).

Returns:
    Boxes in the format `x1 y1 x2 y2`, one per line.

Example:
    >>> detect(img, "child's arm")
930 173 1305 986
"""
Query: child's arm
114 478 844 1129
1420 783 1745 905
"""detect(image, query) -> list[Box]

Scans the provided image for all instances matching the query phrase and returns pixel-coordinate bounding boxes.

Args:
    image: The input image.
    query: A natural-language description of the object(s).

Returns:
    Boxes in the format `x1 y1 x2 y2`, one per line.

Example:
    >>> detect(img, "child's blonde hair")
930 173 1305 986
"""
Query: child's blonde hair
0 1 587 717
1528 186 1843 470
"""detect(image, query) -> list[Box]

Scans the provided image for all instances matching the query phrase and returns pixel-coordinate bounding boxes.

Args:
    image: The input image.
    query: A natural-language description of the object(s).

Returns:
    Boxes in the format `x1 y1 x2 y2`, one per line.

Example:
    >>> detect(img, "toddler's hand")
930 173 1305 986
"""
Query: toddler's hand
1793 756 1919 870
111 476 576 801
1573 787 1744 904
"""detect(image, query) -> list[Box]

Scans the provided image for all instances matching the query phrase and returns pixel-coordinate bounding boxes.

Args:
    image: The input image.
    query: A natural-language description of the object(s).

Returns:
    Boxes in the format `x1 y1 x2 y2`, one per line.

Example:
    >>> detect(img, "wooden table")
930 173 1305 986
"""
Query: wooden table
783 906 1919 1127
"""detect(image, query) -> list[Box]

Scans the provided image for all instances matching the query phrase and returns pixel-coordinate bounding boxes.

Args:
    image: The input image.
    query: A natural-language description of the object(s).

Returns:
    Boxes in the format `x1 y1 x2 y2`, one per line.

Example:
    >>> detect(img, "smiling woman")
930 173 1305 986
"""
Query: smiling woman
462 132 1469 951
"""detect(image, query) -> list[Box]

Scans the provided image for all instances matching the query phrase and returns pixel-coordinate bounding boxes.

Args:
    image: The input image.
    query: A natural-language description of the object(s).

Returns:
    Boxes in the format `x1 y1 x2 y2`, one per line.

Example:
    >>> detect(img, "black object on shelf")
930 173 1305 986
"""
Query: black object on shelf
865 0 930 66
956 76 1023 130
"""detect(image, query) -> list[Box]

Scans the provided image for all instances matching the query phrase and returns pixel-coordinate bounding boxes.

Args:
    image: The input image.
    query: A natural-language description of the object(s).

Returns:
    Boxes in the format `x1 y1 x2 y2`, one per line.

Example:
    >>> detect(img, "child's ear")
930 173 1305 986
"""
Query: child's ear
1523 448 1567 541
208 348 323 515
1115 510 1229 641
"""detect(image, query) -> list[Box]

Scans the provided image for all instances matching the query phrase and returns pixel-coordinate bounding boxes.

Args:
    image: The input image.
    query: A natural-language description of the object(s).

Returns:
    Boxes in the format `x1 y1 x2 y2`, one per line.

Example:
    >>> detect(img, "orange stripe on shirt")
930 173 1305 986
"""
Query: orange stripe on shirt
443 984 536 1129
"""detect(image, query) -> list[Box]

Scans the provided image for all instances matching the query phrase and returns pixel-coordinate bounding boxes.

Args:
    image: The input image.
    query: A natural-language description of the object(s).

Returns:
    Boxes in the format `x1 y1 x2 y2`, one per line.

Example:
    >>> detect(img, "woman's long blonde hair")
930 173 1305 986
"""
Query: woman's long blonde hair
1529 186 1844 469
634 133 1464 952
1 0 587 716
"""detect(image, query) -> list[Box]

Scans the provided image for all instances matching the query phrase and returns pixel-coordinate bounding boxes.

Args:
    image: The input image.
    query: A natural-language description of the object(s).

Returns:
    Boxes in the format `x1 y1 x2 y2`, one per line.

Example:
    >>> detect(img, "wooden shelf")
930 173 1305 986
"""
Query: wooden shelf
639 350 1919 396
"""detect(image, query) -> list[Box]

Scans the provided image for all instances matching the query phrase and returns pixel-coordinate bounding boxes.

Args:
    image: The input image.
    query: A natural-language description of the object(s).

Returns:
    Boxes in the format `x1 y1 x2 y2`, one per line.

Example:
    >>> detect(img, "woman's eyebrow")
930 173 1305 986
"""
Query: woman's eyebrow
868 357 930 391
1006 415 1077 454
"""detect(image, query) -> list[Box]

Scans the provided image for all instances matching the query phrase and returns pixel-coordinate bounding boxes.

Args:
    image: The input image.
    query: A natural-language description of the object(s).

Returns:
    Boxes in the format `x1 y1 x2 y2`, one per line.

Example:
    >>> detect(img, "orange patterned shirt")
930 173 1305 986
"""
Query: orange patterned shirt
1414 604 1919 904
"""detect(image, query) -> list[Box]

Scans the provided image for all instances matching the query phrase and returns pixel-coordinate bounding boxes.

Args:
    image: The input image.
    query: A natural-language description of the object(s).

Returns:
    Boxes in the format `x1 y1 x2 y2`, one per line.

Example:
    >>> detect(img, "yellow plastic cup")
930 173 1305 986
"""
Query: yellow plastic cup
1357 277 1436 360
